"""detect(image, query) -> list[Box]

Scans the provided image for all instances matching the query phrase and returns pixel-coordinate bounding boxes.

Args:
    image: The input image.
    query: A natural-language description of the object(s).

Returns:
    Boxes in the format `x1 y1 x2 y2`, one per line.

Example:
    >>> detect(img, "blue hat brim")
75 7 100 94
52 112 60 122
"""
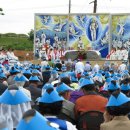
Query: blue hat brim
107 92 130 107
56 83 73 93
0 89 31 105
39 90 64 103
17 111 56 130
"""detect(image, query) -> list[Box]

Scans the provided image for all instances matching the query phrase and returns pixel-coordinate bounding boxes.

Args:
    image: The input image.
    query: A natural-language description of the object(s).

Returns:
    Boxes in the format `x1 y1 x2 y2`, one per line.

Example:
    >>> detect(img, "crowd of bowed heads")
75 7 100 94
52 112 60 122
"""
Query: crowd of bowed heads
0 58 130 130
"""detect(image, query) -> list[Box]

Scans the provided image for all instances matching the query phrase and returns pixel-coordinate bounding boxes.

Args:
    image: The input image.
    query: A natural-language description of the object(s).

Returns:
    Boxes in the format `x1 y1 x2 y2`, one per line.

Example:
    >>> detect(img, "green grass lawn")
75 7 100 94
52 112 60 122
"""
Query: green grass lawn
0 36 33 51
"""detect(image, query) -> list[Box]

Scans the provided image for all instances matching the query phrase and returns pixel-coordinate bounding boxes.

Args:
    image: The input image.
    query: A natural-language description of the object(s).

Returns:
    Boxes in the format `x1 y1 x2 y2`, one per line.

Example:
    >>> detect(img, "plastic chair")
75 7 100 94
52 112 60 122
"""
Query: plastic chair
77 111 104 130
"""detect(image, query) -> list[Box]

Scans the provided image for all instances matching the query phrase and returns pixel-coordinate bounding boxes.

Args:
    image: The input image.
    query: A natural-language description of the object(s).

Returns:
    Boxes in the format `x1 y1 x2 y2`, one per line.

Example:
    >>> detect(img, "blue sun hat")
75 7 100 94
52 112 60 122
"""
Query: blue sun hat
9 67 20 74
0 89 31 105
14 74 29 82
83 71 89 76
107 92 130 107
79 78 94 88
16 109 57 130
38 88 64 103
29 75 40 82
105 77 112 83
23 69 32 75
0 73 7 79
105 72 111 78
43 83 54 90
35 65 41 69
71 76 78 82
51 70 58 75
107 81 120 91
45 65 51 70
111 76 119 81
116 73 122 78
121 84 130 91
56 83 73 94
59 72 69 79
32 69 40 74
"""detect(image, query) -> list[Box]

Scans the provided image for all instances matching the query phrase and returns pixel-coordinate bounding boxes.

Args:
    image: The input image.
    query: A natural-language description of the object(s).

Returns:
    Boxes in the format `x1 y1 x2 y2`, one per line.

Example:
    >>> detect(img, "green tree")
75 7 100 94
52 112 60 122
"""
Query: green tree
28 29 34 42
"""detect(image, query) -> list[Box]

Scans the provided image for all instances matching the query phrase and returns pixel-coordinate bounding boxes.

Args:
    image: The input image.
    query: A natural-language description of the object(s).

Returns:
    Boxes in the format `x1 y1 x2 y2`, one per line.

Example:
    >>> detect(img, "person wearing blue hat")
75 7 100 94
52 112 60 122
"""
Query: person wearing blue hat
26 75 42 101
22 69 32 88
48 70 59 84
38 88 77 130
121 83 130 96
32 69 43 81
56 82 75 124
107 80 120 95
42 83 54 95
7 66 20 85
16 109 58 130
54 59 62 71
42 65 51 86
100 91 130 130
74 78 108 119
120 78 130 96
99 77 112 98
13 73 31 98
0 87 31 130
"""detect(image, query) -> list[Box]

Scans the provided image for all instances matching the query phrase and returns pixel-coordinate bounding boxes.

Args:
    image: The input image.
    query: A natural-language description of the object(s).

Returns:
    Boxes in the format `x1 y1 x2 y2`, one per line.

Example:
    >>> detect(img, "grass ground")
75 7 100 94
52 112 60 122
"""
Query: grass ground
0 36 33 51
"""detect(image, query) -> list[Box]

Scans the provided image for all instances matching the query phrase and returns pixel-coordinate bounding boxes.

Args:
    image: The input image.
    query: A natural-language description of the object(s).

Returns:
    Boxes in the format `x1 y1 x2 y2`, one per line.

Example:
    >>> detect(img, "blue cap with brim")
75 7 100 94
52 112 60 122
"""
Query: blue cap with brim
16 110 56 130
107 92 130 107
121 84 130 91
108 82 120 90
56 83 73 93
14 74 29 82
79 78 94 88
38 89 64 103
0 89 31 105
23 69 32 75
29 76 40 82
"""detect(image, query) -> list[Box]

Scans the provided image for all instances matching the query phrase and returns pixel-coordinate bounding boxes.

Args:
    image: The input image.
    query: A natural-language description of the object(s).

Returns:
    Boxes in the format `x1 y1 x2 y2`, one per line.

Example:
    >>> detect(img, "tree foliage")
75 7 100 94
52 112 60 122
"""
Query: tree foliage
28 29 34 42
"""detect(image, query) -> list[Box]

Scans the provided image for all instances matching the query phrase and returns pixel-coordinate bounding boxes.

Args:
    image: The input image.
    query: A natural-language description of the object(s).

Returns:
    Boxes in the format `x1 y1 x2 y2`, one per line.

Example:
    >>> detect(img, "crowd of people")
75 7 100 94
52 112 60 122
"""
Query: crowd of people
0 58 130 130
0 48 19 65
35 33 67 61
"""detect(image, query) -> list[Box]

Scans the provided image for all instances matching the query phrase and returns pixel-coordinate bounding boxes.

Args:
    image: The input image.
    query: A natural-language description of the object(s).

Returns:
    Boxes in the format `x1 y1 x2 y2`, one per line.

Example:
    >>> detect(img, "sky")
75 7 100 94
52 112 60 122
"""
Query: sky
1 0 130 34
